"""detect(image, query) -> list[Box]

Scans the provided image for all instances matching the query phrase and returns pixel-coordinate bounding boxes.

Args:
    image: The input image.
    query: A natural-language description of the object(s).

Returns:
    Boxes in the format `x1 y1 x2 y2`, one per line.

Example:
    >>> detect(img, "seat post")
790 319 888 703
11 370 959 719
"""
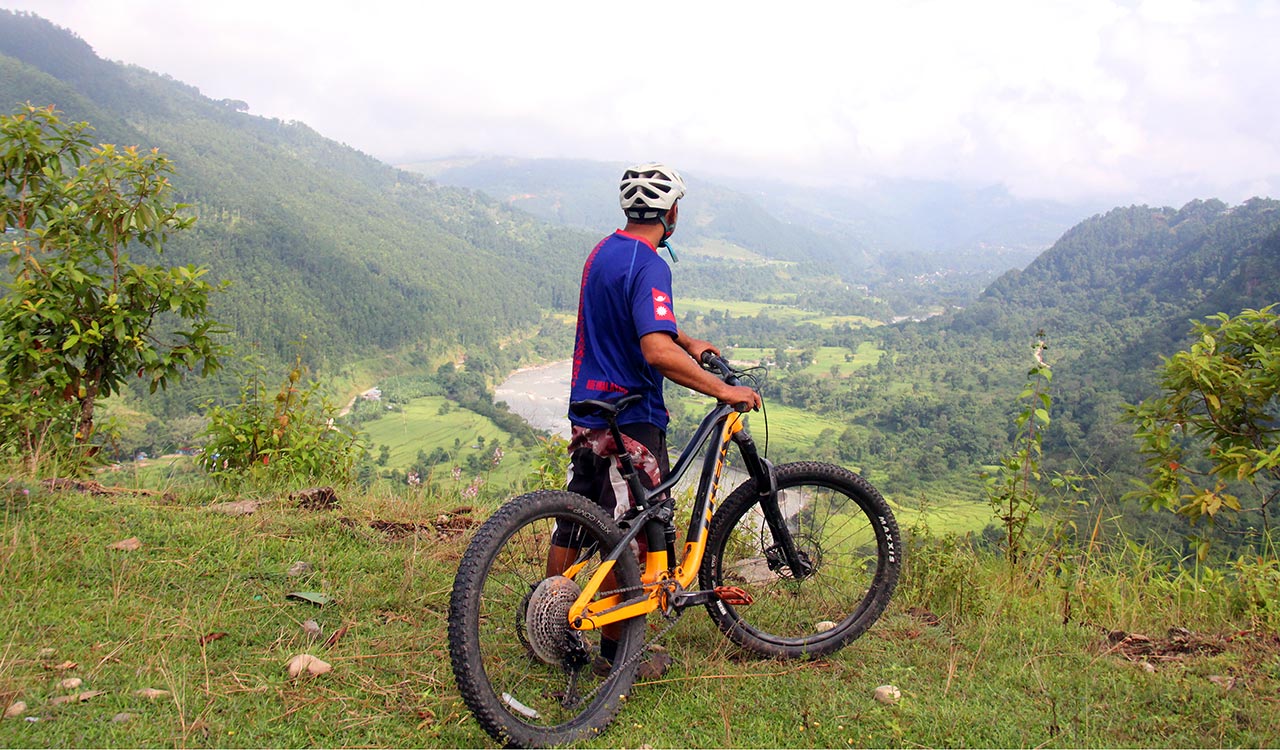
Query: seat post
568 394 650 508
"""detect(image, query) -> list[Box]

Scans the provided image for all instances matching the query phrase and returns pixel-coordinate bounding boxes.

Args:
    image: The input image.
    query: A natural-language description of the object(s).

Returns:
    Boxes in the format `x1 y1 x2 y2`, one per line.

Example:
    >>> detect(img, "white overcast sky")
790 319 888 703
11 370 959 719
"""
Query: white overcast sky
8 0 1280 205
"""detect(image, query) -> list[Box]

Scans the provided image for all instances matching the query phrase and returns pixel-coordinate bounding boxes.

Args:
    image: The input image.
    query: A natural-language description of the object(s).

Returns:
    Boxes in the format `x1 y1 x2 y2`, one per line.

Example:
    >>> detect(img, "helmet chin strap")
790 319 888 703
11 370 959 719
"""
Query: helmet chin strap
658 216 679 263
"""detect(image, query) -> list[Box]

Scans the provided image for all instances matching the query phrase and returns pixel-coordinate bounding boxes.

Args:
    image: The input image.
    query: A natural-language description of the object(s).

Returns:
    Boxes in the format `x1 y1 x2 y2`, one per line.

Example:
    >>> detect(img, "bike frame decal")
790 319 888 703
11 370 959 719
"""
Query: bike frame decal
674 411 744 587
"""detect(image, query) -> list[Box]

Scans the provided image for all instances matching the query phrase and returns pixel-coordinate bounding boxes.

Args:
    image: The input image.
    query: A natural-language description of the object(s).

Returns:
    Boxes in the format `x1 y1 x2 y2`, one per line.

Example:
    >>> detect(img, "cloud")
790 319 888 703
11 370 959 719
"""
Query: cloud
10 0 1280 205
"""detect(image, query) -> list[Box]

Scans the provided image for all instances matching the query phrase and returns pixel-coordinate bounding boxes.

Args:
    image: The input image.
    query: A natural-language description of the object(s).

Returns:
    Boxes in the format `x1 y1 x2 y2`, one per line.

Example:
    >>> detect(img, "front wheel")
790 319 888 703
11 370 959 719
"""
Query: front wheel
448 490 644 748
700 462 902 659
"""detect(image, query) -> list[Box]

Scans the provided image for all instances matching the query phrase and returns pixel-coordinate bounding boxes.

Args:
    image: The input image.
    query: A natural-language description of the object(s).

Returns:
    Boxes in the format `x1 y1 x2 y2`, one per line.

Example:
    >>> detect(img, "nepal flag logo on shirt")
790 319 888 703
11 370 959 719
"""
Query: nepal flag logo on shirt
652 288 676 323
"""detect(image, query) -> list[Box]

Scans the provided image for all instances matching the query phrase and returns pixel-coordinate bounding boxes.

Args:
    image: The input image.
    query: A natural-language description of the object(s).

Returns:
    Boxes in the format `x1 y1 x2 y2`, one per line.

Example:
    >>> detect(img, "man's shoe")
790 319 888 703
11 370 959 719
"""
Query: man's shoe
590 646 672 680
636 650 672 680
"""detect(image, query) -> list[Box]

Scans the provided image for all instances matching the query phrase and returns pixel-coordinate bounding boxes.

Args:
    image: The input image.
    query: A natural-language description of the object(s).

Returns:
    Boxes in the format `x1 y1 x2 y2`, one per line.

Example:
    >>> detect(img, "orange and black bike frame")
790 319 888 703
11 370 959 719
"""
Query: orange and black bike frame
565 356 809 632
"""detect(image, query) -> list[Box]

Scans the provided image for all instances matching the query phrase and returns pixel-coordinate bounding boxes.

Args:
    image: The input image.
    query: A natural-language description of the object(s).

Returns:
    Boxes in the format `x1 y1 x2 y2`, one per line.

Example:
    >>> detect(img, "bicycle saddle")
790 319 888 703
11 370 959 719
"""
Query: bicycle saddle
568 393 643 420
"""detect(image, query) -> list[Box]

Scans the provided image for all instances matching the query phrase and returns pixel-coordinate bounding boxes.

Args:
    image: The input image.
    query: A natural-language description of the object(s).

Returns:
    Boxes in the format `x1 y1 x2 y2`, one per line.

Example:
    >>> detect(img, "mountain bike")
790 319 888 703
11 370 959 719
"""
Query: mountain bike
448 354 901 747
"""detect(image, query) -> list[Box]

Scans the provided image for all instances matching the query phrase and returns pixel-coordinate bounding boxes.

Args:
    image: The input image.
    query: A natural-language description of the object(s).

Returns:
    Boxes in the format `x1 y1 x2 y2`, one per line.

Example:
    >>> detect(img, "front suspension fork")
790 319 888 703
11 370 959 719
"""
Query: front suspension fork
733 431 813 579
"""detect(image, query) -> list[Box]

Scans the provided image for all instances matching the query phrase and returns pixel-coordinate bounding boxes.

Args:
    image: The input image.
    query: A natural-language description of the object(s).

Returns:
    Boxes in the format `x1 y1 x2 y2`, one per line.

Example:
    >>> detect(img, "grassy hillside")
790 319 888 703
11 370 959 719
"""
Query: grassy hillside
1 482 1277 747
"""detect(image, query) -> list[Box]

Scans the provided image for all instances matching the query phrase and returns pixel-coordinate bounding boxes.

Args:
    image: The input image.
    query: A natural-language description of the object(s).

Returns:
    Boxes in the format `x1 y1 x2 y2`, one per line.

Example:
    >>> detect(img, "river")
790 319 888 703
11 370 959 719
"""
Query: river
494 360 754 494
494 360 574 439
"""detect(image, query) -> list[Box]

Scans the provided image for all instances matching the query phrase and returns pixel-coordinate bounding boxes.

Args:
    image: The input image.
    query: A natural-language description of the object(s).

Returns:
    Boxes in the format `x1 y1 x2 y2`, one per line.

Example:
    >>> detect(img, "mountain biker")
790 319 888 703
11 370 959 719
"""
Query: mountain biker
547 162 760 673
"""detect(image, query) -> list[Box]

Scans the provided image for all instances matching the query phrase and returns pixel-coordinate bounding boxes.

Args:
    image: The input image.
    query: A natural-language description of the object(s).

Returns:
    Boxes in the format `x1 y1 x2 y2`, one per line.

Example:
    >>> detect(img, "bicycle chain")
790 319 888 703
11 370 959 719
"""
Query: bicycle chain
564 580 685 709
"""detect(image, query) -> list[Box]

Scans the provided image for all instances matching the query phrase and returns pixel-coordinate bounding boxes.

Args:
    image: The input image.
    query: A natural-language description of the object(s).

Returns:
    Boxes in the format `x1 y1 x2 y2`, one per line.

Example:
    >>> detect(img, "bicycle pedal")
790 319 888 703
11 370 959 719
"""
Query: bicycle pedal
714 586 753 606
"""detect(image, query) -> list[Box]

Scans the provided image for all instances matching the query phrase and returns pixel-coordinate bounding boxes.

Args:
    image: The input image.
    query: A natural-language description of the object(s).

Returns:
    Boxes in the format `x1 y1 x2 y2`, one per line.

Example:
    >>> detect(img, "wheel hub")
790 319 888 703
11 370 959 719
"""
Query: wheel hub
764 533 821 579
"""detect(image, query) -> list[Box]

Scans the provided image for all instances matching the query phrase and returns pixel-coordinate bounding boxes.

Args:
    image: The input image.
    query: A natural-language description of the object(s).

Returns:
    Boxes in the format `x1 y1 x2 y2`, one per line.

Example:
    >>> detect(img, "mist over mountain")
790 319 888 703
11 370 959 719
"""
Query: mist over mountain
404 156 1102 296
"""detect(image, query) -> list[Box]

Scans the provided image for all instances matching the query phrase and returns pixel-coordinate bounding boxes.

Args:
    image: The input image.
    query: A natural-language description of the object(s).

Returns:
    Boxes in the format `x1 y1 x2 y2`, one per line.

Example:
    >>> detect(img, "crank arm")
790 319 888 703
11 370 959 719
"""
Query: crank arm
670 585 755 611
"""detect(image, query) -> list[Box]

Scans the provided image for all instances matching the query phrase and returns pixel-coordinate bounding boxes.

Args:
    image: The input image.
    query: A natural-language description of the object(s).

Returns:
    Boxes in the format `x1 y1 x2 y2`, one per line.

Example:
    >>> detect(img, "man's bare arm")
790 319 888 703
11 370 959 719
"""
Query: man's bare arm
640 332 760 410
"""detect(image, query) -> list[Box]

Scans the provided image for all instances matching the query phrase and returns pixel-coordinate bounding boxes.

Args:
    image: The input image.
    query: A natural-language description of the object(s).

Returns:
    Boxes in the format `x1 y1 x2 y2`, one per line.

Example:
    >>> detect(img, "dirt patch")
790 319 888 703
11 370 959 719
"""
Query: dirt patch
292 486 340 510
1100 626 1280 668
38 477 175 502
341 507 478 541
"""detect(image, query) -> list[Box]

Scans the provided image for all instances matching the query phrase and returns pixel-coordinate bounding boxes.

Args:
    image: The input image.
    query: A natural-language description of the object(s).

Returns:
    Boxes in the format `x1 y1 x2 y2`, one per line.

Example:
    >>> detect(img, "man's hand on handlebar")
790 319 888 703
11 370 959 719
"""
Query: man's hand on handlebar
722 384 762 412
698 352 762 411
678 334 720 363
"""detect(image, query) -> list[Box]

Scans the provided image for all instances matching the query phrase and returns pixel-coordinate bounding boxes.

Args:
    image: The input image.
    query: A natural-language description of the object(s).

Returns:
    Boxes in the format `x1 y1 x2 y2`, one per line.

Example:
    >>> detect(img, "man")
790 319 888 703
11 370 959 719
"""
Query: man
548 162 760 672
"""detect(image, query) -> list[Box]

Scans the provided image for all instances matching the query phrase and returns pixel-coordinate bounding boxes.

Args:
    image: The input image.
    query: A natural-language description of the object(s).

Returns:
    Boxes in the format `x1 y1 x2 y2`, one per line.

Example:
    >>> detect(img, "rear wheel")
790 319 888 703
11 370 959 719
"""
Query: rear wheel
448 490 644 747
700 462 901 659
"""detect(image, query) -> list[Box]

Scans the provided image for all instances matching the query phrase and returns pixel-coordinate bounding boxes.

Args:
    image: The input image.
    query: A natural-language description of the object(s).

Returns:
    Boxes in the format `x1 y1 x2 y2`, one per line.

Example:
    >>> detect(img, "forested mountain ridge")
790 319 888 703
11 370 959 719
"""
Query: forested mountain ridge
0 10 590 378
899 198 1280 481
682 192 1278 500
957 198 1280 357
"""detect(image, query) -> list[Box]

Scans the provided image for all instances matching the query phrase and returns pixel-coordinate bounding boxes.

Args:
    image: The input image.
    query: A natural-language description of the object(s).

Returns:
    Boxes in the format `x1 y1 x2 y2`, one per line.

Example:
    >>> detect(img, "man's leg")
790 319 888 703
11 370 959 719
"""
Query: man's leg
591 424 669 668
545 424 669 663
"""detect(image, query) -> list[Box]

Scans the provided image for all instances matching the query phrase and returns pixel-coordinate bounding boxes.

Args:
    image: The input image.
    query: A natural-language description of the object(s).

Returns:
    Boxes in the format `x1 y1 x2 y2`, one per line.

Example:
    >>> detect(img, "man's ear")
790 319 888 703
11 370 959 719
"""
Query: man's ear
666 202 679 226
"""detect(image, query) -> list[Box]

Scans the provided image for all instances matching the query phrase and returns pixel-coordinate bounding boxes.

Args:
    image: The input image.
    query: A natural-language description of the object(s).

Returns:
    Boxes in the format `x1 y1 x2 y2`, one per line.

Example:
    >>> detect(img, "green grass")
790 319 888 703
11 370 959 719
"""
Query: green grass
3 481 1278 748
104 454 191 489
896 495 993 537
359 396 529 486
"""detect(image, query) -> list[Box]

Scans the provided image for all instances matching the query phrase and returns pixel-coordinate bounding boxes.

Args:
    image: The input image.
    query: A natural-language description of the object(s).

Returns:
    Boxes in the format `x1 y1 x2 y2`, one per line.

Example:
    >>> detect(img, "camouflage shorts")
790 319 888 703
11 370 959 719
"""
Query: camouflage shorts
552 424 668 547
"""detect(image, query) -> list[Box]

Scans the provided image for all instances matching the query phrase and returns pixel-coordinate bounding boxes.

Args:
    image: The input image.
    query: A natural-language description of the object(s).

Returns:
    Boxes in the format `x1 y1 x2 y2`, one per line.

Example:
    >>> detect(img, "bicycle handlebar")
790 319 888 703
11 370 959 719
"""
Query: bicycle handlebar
699 350 736 383
699 352 764 412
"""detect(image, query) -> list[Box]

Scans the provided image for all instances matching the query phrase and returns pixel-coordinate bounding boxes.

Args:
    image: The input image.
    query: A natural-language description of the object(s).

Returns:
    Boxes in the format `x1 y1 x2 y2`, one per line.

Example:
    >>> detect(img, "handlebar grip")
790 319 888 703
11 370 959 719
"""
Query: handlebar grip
700 351 740 385
699 351 757 409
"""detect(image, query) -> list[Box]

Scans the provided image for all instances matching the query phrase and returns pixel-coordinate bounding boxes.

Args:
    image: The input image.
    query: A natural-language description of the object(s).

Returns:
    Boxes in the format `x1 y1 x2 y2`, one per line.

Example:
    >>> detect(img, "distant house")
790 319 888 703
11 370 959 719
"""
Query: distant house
361 388 382 401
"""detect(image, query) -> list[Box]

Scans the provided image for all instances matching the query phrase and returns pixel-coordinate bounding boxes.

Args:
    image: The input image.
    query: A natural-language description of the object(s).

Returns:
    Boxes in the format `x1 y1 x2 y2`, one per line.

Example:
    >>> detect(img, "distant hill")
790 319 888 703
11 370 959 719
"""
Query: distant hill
0 10 590 379
958 198 1280 353
403 156 1100 289
930 197 1280 471
400 156 872 273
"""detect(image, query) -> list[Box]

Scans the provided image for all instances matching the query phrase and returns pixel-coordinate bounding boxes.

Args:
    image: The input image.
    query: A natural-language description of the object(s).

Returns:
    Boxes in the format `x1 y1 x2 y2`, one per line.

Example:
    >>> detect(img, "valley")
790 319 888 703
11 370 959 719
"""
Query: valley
2 8 1278 560
3 10 1280 749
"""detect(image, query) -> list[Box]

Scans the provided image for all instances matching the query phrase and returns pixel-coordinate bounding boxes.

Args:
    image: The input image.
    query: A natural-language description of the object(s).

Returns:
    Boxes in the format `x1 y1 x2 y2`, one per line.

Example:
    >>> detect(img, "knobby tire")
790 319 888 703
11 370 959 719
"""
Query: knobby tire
448 490 644 748
700 461 902 658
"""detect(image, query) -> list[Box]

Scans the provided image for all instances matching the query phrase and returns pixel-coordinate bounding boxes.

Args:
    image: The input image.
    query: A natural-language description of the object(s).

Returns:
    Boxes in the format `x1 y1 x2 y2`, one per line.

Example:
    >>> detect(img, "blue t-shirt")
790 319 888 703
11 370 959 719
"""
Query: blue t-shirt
569 230 679 430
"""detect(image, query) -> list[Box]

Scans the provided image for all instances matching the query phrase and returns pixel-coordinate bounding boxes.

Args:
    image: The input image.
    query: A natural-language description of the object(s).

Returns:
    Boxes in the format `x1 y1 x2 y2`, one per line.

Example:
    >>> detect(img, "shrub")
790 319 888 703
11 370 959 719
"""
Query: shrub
200 358 364 485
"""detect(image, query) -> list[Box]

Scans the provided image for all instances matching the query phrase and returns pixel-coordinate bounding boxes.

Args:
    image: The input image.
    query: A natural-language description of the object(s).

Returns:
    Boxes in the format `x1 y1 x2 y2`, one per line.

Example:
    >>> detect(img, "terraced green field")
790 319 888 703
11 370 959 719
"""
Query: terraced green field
360 396 528 486
683 238 769 261
734 401 850 448
681 297 880 329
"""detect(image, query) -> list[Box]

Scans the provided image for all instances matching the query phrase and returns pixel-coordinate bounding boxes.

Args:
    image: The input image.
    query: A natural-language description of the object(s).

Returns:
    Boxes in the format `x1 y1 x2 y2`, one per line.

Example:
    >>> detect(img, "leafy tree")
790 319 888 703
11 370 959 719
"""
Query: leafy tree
1126 305 1280 544
0 105 224 471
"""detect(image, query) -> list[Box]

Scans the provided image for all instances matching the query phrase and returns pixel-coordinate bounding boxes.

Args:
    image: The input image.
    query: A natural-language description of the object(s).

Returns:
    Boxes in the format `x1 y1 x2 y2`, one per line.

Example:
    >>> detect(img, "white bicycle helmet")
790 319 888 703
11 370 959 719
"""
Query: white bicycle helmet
619 163 686 220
